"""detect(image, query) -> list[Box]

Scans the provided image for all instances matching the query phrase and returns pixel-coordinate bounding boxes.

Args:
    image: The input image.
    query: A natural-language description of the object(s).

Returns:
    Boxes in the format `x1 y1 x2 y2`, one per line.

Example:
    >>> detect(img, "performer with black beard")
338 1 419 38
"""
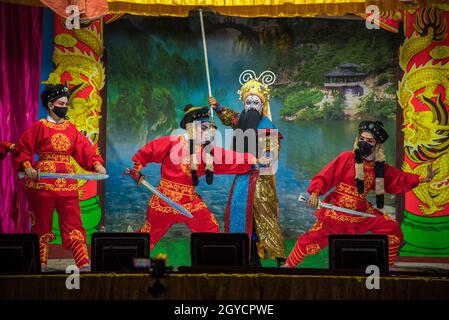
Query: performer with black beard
209 70 287 267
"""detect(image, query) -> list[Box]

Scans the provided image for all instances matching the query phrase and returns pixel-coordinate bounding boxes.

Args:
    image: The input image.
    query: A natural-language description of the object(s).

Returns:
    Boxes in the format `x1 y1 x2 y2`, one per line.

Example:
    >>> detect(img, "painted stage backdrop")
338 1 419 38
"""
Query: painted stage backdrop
104 15 402 264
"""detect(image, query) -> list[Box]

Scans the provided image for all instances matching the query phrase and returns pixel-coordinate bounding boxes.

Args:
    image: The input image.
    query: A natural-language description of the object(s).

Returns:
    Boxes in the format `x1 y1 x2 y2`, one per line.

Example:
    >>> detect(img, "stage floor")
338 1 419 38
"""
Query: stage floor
43 257 449 273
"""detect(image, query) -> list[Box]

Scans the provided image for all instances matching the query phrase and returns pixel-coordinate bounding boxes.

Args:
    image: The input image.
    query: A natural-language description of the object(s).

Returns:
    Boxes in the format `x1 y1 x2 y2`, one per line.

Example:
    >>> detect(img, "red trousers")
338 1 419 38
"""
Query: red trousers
286 208 403 267
138 194 219 249
27 193 89 268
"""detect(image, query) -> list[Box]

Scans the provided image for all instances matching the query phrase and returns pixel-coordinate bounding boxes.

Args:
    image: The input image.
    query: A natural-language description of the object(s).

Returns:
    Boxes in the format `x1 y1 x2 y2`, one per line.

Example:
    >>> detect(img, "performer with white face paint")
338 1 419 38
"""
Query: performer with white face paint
129 104 256 250
209 70 287 267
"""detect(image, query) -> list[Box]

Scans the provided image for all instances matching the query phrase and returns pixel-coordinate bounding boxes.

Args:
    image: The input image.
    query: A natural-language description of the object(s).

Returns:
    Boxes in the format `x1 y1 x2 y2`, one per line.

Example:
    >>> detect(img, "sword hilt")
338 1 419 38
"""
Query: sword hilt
18 169 41 180
297 194 321 208
124 167 145 185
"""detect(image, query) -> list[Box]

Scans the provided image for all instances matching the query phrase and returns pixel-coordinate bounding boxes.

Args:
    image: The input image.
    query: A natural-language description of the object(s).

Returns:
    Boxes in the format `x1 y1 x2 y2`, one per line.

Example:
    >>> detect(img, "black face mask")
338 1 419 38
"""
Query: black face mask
52 106 68 119
358 140 374 157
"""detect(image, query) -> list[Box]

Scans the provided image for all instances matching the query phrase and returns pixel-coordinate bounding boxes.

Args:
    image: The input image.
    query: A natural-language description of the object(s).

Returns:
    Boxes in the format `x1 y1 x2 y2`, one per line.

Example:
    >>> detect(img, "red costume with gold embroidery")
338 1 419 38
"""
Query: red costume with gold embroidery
14 118 104 268
0 142 14 161
286 151 421 268
132 134 254 249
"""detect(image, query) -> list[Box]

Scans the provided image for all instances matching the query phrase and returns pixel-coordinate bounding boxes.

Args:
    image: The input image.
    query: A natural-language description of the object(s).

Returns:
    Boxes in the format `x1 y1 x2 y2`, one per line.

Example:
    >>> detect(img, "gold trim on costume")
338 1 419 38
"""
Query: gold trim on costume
323 208 367 223
140 221 151 233
149 194 206 215
50 133 71 152
180 158 192 176
306 243 321 255
41 119 70 130
335 177 374 200
39 233 56 264
209 214 219 227
160 178 195 194
37 161 57 173
69 230 85 242
338 195 358 210
216 107 238 128
310 220 324 232
39 153 70 162
388 234 401 245
25 179 78 192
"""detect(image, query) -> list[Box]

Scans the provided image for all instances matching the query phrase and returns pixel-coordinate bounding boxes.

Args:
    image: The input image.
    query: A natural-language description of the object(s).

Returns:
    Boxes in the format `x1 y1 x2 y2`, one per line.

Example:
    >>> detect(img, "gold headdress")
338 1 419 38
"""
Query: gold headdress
237 70 276 121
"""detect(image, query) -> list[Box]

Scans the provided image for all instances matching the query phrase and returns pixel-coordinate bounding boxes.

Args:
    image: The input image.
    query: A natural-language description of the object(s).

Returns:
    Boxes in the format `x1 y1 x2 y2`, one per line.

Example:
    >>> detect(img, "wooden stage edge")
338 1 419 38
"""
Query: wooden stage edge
1 267 449 300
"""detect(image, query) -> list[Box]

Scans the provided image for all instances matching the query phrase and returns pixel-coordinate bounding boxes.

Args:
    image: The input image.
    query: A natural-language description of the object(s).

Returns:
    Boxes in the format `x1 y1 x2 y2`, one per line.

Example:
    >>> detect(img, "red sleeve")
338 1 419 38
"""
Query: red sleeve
384 163 420 194
0 142 10 161
72 129 104 171
307 151 353 196
132 135 174 170
13 122 41 171
212 146 254 175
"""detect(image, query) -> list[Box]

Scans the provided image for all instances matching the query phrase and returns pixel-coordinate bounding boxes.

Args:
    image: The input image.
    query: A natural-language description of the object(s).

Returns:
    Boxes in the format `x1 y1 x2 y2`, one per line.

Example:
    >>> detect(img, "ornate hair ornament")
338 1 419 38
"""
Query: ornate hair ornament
237 69 276 103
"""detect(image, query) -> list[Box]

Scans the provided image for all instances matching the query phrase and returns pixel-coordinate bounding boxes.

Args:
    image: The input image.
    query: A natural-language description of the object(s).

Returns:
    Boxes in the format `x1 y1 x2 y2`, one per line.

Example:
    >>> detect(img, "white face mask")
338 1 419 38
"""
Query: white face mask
244 95 263 114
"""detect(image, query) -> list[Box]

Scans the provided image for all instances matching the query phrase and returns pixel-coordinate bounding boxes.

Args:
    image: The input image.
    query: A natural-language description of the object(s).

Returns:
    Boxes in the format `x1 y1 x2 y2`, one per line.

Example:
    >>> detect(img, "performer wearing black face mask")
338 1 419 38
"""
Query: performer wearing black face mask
13 83 107 271
284 120 438 269
42 84 70 121
357 140 374 157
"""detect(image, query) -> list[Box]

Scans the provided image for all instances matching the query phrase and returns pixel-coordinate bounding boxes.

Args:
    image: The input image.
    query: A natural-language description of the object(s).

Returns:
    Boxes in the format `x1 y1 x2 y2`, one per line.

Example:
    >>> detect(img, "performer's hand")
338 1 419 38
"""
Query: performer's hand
94 164 106 175
208 96 219 109
129 169 145 185
424 164 438 182
257 156 272 166
25 167 39 179
308 193 319 208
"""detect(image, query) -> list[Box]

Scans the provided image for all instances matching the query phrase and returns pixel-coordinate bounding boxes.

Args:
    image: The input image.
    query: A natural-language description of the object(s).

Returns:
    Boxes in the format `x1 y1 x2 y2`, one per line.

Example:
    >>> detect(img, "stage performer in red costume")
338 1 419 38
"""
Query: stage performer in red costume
14 84 106 271
0 142 15 161
129 105 257 249
285 121 437 268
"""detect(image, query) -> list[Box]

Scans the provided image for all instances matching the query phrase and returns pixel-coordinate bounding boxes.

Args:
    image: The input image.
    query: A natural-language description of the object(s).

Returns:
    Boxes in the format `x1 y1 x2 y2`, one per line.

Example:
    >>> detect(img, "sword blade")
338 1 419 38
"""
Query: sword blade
140 180 193 219
297 194 376 218
319 202 376 218
18 172 109 180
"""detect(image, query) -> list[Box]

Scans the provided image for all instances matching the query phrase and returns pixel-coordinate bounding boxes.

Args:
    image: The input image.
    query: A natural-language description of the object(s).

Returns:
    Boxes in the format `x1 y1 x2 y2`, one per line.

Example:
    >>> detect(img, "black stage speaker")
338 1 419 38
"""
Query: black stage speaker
91 232 150 272
329 234 389 271
190 233 249 267
0 233 41 273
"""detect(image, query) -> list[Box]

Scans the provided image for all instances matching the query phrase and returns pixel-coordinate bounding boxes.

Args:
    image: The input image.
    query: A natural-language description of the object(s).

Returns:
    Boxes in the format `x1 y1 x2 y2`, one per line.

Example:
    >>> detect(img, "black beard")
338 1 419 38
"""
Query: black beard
236 109 261 132
233 109 261 155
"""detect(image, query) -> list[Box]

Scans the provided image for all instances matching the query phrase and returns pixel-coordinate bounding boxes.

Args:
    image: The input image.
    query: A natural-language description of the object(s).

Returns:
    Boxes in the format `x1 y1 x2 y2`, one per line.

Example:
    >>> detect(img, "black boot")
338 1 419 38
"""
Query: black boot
276 258 286 267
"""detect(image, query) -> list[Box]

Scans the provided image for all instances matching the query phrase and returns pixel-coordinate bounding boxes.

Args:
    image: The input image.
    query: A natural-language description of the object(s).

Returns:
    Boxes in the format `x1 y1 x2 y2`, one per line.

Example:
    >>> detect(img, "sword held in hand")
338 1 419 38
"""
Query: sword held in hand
124 168 193 219
297 194 376 218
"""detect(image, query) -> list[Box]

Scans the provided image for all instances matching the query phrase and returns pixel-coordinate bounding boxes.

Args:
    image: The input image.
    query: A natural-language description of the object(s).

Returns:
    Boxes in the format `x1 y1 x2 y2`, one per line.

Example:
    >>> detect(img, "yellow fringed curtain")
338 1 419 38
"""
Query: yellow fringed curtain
105 0 448 17
3 0 449 17
4 0 448 17
107 0 400 17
